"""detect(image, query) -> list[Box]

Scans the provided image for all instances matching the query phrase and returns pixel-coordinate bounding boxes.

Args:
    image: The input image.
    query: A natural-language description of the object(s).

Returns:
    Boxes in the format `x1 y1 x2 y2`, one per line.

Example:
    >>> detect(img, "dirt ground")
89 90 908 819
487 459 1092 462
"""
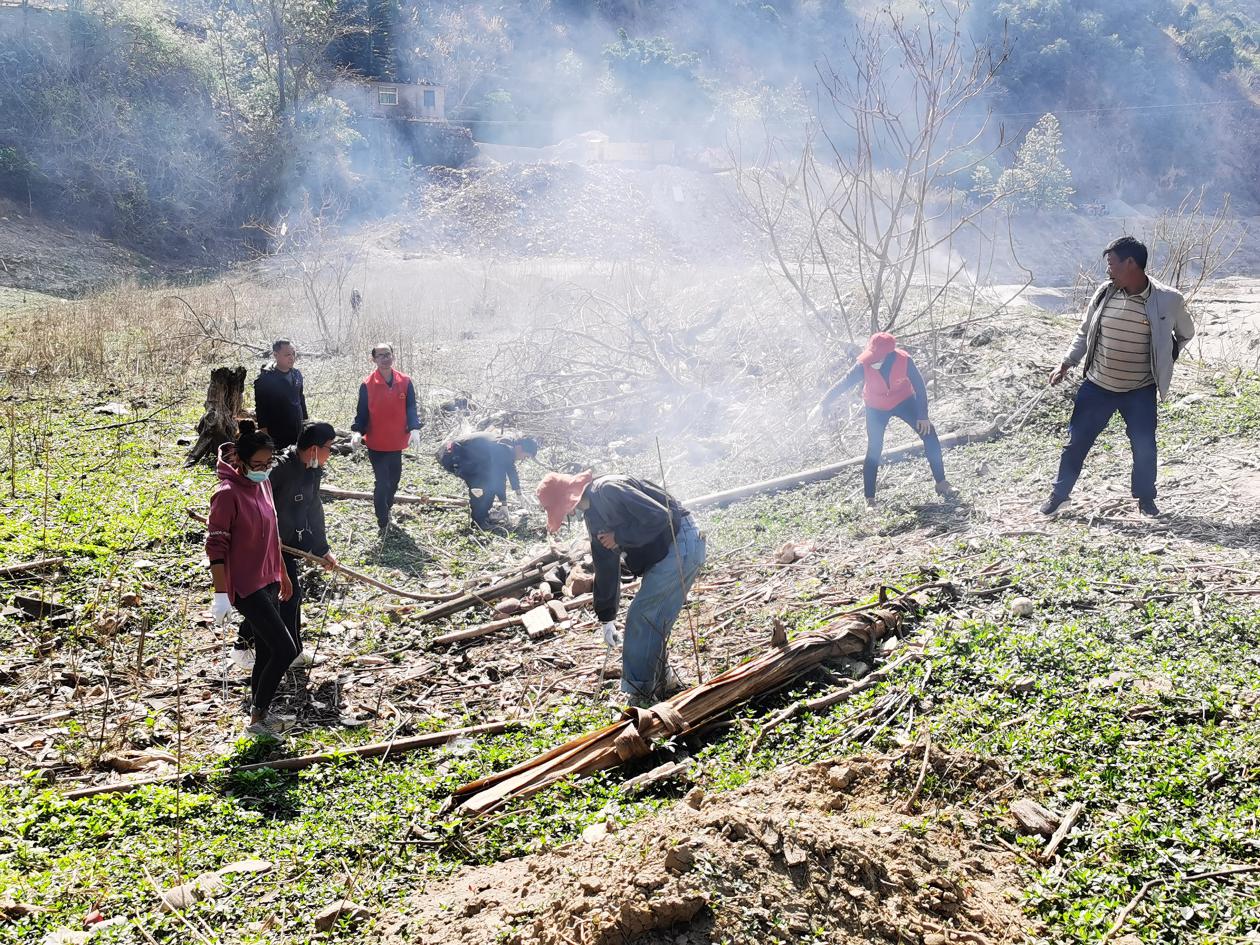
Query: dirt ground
384 750 1030 945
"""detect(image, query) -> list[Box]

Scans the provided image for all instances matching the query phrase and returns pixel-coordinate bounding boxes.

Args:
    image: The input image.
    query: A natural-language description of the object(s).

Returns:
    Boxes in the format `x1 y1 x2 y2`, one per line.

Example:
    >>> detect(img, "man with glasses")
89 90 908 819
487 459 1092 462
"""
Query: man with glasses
254 339 307 450
350 343 422 534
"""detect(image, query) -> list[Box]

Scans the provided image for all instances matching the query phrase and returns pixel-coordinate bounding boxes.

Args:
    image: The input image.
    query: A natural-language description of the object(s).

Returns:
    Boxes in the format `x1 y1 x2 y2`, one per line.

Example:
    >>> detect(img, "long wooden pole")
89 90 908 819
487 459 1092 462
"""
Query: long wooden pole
186 510 458 603
62 720 517 801
684 423 1000 510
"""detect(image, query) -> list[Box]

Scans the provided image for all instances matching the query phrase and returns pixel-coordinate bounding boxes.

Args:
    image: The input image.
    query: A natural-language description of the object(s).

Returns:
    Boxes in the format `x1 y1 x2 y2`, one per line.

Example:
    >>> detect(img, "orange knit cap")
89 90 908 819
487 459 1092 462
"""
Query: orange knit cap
535 470 594 534
857 332 898 366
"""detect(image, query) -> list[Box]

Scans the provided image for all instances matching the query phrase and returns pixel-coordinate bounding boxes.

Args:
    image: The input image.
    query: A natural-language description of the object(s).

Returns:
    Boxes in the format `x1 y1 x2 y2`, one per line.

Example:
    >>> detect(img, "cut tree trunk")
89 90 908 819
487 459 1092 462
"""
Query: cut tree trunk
185 366 247 467
447 590 934 816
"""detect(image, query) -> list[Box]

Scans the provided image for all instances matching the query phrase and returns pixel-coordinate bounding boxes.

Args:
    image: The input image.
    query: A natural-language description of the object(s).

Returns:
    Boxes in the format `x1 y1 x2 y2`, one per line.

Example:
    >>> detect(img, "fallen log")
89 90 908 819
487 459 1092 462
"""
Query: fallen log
448 590 936 816
684 423 1000 510
0 557 65 578
186 510 458 603
320 485 463 509
61 720 517 801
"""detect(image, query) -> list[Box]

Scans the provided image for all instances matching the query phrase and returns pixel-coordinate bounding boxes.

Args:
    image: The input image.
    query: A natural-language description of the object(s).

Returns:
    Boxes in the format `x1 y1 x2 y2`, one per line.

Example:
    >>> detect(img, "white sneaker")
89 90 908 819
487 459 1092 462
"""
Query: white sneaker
289 649 321 669
228 646 255 672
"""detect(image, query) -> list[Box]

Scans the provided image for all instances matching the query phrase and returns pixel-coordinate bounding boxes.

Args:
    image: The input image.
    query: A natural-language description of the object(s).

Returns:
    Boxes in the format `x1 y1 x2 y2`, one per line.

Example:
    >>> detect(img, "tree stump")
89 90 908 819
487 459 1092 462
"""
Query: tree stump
186 366 246 467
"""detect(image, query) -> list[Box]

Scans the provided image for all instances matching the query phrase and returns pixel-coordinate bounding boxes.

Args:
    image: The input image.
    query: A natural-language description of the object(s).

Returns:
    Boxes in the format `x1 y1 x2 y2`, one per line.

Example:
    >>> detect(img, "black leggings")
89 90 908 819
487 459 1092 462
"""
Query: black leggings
864 399 946 499
233 582 299 716
237 553 303 652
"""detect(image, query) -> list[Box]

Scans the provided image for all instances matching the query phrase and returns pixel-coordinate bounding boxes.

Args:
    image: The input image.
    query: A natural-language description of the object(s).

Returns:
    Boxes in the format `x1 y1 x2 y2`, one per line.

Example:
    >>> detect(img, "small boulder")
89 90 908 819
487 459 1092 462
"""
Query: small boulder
313 899 372 932
1008 597 1036 617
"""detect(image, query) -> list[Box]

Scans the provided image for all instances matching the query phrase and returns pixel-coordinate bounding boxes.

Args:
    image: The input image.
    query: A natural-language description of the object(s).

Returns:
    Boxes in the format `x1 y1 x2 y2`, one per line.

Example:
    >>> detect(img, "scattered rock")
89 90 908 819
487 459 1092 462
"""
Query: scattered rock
683 787 705 810
1008 596 1036 617
494 597 523 616
521 605 556 640
564 570 594 597
92 402 129 416
774 540 815 565
545 599 568 622
215 859 273 877
1010 798 1060 838
158 882 206 913
827 765 855 791
313 899 372 932
580 821 610 844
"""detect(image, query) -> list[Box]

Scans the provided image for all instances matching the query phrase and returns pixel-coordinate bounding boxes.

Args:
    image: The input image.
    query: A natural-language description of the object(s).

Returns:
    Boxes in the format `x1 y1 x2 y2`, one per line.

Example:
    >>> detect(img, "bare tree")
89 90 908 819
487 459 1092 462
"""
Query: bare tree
255 197 366 354
1148 188 1244 303
733 2 1011 341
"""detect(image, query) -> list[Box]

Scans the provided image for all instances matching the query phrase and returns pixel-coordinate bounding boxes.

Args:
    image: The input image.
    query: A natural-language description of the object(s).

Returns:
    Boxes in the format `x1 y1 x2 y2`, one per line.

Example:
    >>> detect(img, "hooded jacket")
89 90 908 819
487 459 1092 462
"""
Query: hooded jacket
1064 277 1195 400
205 444 284 601
582 475 689 622
268 446 329 556
253 365 307 450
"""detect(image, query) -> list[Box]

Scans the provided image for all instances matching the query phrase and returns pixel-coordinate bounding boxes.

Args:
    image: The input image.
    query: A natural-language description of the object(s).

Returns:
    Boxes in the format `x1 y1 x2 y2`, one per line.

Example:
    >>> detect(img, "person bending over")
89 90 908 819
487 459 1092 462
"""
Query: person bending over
811 331 957 507
536 471 705 707
438 432 539 531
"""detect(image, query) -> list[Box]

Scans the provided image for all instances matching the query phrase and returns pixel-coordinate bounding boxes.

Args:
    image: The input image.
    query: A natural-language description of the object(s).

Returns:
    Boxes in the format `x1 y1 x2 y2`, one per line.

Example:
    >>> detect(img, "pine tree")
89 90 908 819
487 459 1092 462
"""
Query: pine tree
998 113 1075 211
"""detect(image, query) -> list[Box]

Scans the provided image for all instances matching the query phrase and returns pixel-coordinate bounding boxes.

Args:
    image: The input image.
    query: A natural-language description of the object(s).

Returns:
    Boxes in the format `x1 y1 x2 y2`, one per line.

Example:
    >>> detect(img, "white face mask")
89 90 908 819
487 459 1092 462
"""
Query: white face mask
307 455 320 469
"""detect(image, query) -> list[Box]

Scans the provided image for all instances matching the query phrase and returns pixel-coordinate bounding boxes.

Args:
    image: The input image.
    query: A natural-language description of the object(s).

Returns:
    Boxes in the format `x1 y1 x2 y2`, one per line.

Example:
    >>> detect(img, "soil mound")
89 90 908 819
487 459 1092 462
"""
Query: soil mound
381 749 1030 945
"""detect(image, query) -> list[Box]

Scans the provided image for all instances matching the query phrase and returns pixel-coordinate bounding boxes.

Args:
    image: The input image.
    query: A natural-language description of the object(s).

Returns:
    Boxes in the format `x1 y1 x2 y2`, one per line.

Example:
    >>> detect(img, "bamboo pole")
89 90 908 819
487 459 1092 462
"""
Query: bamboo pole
388 550 567 620
62 720 517 801
0 557 64 578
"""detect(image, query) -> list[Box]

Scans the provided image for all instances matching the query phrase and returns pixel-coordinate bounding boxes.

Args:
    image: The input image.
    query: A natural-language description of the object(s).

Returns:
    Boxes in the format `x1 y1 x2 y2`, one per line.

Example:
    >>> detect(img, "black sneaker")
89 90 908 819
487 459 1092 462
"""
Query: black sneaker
1137 498 1161 518
1040 495 1069 516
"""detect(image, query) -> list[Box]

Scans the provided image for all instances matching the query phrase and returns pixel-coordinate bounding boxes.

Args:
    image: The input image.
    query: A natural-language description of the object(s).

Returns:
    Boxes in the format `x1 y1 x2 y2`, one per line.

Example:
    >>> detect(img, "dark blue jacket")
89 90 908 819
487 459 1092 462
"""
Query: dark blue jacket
254 366 307 450
583 476 688 622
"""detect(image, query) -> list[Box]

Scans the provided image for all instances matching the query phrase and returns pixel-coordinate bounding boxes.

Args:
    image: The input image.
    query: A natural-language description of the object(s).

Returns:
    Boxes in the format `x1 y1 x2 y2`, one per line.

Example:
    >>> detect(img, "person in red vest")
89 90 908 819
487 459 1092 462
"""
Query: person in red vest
349 342 422 534
810 332 957 507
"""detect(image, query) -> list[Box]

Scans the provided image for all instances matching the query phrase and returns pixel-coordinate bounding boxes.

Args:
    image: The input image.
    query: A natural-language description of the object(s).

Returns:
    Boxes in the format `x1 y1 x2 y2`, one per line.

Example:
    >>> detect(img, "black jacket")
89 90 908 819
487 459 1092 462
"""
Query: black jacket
268 447 329 557
438 433 521 492
583 475 688 622
254 366 308 450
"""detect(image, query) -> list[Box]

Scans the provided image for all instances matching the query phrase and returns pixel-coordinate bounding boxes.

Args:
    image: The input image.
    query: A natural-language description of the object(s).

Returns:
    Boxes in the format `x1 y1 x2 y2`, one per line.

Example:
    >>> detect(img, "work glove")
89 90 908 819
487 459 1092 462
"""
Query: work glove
211 592 232 625
350 432 363 452
407 430 421 450
598 621 623 647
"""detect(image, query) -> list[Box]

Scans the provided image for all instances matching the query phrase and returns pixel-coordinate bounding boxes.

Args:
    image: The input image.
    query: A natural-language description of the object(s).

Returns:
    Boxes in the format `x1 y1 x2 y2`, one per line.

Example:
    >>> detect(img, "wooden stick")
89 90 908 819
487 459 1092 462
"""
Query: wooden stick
1041 800 1084 861
427 589 616 646
900 733 932 813
388 551 567 620
61 720 517 801
1101 865 1260 943
683 424 1000 510
320 485 462 508
186 510 457 602
0 557 64 578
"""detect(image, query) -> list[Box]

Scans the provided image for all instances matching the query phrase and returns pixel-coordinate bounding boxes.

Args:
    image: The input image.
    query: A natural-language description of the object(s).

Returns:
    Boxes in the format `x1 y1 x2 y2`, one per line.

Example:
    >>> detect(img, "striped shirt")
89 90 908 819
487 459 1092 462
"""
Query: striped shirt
1087 283 1154 392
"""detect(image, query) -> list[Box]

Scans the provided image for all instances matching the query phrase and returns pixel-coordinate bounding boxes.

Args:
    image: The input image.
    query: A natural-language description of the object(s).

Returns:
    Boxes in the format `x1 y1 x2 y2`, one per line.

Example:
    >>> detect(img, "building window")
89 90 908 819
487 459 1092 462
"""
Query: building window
377 87 398 106
423 89 436 108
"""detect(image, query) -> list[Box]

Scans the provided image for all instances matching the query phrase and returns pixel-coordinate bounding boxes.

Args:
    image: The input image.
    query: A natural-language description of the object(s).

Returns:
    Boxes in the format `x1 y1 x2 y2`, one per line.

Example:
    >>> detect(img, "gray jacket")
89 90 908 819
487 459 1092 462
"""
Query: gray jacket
1063 277 1195 400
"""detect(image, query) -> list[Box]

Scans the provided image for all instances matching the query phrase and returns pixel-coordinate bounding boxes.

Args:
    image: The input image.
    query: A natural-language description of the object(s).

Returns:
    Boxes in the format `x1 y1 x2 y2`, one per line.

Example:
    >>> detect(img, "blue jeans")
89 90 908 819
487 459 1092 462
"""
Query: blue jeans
622 518 707 701
1052 380 1157 501
864 400 946 499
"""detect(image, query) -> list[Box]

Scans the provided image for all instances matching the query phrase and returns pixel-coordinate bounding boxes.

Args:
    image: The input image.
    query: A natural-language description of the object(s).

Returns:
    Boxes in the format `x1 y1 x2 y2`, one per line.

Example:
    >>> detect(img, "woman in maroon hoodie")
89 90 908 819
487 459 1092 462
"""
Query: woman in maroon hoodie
206 420 296 736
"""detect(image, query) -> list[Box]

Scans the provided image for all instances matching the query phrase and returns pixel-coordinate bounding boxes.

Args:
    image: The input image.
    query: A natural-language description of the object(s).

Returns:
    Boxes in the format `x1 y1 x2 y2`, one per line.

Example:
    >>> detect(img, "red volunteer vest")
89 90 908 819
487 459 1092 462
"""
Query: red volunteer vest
862 350 913 410
363 369 412 451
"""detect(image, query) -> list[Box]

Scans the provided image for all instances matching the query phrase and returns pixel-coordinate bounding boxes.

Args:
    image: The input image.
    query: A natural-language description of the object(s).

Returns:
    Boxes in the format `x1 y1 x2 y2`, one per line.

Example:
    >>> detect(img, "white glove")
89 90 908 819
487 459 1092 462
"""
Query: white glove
598 621 623 647
350 432 363 451
407 430 421 449
211 592 232 625
807 404 824 424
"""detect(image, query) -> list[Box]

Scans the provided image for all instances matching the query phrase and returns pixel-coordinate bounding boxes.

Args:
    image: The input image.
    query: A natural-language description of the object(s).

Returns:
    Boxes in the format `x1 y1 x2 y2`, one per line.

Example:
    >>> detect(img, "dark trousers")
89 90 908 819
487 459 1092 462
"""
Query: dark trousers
1051 380 1157 501
233 582 300 716
864 399 946 499
367 448 403 528
468 474 508 528
237 553 303 651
